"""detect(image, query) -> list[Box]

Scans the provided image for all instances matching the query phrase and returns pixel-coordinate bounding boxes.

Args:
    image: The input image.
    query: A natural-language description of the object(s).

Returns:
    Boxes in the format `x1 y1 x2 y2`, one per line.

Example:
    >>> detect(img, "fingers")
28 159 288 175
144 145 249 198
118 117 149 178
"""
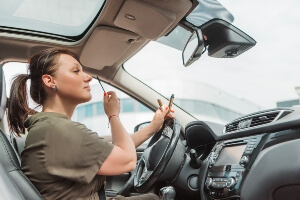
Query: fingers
103 91 120 116
157 105 174 118
103 91 118 102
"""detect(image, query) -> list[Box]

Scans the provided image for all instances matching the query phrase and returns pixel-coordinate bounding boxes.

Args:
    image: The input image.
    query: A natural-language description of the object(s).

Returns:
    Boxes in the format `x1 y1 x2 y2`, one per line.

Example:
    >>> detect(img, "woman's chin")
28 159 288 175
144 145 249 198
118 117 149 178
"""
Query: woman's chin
85 94 92 102
75 94 92 104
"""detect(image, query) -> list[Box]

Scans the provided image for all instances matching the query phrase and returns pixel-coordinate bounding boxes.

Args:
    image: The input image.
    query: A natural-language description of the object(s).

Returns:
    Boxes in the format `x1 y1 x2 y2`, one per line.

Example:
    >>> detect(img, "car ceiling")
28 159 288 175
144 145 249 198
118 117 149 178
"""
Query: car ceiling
0 0 194 82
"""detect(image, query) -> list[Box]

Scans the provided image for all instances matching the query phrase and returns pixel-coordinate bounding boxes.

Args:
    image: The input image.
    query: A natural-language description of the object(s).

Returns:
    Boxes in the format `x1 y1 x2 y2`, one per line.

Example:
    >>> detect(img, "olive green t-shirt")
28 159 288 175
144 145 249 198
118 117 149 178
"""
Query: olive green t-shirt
21 112 114 200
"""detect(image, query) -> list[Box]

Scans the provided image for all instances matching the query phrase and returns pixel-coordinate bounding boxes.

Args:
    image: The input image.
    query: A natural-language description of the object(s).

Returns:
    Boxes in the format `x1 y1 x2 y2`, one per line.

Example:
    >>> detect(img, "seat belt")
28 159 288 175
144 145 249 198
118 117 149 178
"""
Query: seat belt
98 186 106 200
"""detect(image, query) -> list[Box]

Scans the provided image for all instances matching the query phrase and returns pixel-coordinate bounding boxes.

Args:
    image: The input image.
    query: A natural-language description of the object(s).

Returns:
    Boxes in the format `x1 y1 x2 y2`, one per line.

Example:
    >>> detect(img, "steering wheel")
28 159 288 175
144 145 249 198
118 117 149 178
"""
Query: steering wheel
134 118 181 192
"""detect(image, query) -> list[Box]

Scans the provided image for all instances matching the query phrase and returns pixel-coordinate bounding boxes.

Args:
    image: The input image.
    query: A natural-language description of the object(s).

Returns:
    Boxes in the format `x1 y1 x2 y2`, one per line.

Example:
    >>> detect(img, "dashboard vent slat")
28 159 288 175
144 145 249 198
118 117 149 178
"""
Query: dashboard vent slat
224 110 286 133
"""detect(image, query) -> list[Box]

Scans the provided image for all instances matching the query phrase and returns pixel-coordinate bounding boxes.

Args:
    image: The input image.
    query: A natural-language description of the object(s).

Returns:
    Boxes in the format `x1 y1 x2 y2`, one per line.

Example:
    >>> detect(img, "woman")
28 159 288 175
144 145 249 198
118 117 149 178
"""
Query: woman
7 48 172 200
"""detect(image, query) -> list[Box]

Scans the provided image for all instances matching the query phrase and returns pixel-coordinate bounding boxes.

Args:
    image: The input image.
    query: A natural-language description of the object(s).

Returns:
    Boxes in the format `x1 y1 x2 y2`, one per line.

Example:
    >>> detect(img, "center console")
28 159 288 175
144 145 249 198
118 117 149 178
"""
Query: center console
204 135 263 199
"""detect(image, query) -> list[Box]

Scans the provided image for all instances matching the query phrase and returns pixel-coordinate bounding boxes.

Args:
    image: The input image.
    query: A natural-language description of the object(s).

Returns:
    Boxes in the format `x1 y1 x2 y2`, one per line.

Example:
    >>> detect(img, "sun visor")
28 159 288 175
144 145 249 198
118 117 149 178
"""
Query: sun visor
114 0 176 40
80 26 139 70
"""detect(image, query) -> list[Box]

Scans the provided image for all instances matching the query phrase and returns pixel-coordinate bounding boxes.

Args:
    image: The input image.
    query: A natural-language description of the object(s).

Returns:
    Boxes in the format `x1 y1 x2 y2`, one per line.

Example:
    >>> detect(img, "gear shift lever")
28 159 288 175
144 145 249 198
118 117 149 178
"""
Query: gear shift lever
159 186 176 200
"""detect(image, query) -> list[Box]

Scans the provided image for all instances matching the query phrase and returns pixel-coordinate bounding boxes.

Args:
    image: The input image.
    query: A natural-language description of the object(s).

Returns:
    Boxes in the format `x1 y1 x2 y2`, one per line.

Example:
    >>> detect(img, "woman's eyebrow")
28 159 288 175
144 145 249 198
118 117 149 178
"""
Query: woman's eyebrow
72 63 82 69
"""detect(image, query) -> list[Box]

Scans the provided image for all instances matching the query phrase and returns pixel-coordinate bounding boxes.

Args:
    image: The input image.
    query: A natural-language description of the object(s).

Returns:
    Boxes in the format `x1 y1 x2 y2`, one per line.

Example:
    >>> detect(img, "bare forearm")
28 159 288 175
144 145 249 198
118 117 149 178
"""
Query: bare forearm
110 117 136 154
131 124 156 148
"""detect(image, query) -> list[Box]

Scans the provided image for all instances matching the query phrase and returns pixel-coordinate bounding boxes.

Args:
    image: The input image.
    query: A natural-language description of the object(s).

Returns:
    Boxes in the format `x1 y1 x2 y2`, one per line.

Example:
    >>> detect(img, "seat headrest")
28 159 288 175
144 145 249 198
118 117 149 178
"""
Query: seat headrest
0 66 7 121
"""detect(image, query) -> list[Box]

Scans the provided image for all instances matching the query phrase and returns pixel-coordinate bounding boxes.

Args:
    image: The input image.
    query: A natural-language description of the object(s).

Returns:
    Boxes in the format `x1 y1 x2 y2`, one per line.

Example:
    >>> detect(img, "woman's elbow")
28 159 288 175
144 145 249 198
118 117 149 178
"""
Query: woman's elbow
128 159 137 171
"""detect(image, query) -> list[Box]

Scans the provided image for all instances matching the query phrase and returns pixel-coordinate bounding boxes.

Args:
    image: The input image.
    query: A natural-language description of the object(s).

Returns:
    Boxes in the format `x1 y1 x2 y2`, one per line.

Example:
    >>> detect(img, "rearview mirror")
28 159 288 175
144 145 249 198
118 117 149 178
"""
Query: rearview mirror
182 29 204 67
201 19 256 58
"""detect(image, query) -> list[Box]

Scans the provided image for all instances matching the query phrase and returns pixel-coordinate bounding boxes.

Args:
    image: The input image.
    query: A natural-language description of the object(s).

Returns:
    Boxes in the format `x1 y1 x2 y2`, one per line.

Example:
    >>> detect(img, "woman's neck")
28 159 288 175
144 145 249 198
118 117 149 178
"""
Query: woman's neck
42 97 76 120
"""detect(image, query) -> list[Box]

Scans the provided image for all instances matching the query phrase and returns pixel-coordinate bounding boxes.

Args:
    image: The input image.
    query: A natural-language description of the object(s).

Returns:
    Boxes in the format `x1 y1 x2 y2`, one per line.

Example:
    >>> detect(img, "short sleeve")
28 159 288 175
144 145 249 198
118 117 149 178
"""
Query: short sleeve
44 120 114 184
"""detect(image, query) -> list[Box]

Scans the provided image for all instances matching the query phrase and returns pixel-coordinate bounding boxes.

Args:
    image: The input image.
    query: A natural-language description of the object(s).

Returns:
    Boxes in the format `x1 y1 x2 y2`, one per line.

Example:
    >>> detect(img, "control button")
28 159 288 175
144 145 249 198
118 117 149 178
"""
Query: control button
188 176 199 190
205 178 213 187
226 177 236 189
240 156 249 166
225 165 231 171
245 150 252 154
212 182 217 188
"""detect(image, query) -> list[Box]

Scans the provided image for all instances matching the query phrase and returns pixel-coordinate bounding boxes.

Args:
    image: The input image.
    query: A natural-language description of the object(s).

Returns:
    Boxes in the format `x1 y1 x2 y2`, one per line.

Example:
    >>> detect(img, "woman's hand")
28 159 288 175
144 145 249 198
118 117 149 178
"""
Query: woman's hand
103 91 120 117
130 105 174 148
149 105 174 133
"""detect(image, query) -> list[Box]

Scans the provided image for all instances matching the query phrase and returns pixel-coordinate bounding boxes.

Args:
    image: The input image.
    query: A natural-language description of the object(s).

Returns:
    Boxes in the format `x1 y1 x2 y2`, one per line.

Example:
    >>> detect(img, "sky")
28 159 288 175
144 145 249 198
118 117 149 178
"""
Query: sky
3 0 300 111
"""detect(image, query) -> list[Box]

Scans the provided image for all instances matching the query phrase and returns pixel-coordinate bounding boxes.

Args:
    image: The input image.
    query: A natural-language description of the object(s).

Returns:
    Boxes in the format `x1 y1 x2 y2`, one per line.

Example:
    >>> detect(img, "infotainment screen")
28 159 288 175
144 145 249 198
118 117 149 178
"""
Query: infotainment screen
215 145 246 166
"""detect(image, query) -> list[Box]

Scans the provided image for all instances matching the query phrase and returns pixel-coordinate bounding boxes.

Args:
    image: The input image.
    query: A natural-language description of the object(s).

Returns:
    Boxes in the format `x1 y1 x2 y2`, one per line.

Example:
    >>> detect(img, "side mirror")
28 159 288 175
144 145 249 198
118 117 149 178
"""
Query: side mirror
182 29 204 67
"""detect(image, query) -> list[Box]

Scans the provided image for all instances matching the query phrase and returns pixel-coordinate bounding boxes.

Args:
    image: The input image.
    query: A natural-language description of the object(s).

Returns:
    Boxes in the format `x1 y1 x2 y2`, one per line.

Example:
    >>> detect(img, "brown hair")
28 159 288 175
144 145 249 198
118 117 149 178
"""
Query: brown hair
7 48 79 135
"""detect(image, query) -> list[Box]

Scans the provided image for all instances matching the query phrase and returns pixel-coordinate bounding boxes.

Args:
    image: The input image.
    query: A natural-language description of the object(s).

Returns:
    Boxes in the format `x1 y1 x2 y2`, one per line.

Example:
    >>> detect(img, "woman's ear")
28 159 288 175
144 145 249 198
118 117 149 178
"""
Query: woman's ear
41 74 55 89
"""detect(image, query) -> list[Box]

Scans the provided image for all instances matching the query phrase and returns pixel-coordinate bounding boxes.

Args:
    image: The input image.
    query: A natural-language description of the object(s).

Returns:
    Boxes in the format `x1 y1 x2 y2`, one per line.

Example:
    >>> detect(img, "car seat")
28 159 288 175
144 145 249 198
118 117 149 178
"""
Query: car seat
0 65 43 199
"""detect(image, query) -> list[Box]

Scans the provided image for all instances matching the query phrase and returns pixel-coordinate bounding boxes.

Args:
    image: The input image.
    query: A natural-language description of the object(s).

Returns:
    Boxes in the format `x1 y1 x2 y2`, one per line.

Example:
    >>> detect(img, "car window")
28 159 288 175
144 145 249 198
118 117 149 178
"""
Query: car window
0 0 106 37
3 62 154 138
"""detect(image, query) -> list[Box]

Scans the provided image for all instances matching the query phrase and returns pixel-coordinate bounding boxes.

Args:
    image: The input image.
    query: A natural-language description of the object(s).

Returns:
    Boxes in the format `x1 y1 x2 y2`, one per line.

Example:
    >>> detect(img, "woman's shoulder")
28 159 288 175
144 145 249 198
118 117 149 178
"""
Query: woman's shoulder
25 112 90 134
25 112 68 127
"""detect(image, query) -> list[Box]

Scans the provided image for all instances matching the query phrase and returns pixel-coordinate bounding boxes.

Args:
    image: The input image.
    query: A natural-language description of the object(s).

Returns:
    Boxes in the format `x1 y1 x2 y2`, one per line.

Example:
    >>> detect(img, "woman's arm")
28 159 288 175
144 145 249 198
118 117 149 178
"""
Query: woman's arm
102 105 173 147
131 106 172 148
97 92 136 175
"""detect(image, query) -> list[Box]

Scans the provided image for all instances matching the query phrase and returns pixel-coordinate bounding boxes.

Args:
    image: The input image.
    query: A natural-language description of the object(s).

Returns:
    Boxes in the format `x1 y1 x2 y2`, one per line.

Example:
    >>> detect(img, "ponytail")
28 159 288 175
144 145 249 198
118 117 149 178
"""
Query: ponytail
7 74 37 136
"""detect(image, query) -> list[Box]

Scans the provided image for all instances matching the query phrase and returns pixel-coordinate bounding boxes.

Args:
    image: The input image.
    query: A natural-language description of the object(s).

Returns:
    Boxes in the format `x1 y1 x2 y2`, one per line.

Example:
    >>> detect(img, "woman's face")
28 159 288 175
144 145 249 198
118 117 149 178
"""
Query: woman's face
53 54 92 104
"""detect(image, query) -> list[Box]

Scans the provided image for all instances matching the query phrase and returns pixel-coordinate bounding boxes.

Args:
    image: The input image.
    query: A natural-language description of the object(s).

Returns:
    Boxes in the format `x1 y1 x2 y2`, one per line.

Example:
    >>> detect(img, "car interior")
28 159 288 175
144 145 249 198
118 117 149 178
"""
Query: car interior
0 0 300 200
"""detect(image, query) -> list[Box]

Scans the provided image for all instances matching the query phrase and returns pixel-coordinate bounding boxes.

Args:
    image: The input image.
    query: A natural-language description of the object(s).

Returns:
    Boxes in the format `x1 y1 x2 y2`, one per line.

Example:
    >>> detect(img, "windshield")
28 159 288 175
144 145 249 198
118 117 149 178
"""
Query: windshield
124 0 300 124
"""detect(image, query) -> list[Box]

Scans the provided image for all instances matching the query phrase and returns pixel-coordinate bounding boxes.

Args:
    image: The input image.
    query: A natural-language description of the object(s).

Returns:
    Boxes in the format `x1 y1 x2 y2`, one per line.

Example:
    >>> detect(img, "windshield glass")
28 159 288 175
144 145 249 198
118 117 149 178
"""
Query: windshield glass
124 0 300 124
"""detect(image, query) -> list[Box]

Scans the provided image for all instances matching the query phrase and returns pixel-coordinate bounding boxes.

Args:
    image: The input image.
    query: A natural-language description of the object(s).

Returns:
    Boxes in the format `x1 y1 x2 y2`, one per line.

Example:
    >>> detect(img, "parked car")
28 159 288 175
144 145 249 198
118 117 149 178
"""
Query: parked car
0 0 299 199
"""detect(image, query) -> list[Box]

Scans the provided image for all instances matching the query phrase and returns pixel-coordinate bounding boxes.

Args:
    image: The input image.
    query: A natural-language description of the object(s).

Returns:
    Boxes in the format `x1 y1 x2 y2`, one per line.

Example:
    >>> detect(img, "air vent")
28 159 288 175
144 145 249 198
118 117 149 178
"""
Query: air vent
250 112 278 127
224 110 286 133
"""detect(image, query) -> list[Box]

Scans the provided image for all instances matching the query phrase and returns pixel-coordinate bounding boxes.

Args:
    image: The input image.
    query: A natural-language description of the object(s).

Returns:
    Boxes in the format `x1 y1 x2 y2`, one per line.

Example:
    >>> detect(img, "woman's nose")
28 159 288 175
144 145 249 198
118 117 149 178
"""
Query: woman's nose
84 72 92 82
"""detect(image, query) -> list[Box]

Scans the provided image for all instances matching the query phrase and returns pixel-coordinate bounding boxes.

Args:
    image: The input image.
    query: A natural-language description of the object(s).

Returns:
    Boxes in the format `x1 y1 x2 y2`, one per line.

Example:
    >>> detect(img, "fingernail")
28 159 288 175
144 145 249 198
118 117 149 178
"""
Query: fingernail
165 107 169 110
104 92 107 96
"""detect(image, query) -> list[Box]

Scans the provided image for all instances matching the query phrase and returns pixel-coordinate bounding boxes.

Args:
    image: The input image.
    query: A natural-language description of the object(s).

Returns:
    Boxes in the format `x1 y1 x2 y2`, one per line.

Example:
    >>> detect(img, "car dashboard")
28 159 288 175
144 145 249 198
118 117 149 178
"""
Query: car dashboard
183 107 300 200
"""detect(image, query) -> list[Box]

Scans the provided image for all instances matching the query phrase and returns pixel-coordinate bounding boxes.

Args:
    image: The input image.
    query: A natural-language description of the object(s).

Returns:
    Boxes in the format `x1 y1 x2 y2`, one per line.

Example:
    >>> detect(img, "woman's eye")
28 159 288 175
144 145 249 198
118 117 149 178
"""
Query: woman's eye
74 70 80 73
